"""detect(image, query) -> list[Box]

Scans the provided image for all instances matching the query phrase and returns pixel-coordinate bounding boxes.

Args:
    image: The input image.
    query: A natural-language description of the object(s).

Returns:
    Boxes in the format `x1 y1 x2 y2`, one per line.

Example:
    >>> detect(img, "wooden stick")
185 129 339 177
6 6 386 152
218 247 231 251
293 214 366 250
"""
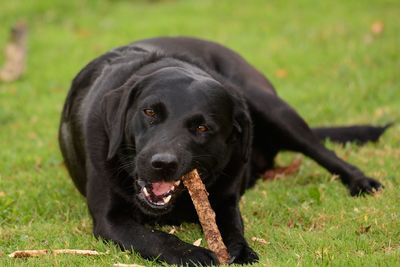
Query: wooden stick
0 21 27 82
182 169 230 264
53 249 104 256
8 249 104 258
8 249 48 258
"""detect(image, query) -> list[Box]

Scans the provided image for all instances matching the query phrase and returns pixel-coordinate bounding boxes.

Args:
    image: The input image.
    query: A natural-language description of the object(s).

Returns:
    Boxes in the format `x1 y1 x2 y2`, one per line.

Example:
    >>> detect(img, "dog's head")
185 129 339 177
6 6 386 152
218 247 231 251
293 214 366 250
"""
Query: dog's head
101 56 251 215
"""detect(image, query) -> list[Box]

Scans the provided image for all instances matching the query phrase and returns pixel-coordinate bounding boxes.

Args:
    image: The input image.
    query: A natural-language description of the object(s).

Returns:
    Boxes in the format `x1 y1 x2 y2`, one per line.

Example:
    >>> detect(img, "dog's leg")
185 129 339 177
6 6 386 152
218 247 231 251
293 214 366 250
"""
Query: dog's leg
85 166 218 266
248 90 382 196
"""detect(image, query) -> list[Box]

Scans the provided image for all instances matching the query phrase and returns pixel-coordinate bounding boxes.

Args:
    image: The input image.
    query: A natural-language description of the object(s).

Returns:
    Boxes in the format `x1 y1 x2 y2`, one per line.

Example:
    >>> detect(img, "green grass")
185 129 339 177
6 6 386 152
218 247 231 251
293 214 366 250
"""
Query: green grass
1 0 399 266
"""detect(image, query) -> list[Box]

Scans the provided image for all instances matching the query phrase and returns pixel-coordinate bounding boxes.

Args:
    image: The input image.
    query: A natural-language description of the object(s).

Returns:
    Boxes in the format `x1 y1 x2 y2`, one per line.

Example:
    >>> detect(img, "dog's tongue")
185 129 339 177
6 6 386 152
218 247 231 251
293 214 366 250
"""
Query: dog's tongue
151 181 174 196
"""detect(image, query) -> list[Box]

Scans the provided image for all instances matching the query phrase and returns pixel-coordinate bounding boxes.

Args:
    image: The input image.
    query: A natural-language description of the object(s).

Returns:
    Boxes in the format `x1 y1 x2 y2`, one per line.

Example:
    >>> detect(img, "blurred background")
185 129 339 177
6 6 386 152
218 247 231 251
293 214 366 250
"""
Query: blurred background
1 1 399 266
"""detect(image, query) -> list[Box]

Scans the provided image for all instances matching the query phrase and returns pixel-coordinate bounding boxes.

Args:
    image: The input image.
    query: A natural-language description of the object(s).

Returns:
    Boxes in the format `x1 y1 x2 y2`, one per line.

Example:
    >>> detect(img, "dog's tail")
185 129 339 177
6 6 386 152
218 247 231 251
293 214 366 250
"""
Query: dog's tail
312 122 394 145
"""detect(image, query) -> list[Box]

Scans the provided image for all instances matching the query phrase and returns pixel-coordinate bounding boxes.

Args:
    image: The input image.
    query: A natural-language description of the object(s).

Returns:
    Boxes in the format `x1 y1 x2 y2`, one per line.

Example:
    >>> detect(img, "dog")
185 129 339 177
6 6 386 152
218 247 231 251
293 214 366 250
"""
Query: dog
59 37 389 266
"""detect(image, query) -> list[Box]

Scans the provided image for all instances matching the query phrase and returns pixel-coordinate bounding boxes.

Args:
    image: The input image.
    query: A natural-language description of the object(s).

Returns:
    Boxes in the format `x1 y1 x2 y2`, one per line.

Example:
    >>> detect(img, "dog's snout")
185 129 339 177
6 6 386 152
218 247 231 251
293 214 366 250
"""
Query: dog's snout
151 153 178 173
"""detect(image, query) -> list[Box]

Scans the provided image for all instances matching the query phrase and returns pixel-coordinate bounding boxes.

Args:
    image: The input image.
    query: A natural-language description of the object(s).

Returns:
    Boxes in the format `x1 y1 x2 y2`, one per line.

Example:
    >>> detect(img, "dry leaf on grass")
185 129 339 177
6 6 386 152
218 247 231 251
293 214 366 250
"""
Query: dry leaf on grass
263 158 302 180
193 238 202 247
371 21 384 35
168 226 176 234
356 225 372 235
287 219 295 228
275 68 288 78
251 237 269 245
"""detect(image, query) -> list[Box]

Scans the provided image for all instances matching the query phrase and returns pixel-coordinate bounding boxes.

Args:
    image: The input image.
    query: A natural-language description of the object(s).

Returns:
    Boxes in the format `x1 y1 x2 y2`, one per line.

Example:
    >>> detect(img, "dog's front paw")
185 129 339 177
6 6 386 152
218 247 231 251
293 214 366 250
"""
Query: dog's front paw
229 242 259 264
349 177 383 196
165 244 219 266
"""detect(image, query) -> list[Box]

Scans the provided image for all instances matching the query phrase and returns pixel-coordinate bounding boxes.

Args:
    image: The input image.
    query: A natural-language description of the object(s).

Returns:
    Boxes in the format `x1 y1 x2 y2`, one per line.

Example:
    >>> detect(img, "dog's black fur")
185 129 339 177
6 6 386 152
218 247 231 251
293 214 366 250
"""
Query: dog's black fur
59 37 389 266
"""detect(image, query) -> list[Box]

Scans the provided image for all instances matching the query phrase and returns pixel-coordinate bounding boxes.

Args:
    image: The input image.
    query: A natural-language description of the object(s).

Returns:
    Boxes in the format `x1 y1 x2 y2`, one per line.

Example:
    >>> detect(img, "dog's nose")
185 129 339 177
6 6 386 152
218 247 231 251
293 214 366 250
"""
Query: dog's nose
151 153 178 173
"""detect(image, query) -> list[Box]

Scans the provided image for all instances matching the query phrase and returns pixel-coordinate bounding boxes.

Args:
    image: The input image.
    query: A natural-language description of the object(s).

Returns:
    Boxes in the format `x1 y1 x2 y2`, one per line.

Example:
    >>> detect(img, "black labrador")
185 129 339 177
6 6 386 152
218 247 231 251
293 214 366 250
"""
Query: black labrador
59 37 389 266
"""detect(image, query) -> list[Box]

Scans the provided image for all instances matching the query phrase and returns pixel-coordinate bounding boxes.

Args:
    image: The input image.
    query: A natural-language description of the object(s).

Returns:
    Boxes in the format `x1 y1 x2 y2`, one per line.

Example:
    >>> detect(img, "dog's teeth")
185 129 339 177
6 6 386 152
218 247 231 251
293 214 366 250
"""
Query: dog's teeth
174 180 181 186
143 187 150 197
171 186 175 191
163 195 172 204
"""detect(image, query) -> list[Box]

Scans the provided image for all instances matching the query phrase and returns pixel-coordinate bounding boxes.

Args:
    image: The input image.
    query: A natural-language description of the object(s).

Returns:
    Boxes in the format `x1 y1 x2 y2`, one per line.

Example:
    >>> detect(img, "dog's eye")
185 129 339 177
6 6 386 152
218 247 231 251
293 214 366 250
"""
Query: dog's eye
143 108 156 117
196 125 209 133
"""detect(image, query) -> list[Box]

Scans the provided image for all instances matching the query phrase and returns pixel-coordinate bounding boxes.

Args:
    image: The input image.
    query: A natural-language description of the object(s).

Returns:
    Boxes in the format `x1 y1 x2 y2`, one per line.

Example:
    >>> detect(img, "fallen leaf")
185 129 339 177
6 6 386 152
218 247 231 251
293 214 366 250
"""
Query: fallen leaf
75 28 92 38
0 191 6 197
275 68 288 78
193 238 202 247
371 21 384 35
263 158 302 180
168 226 176 234
329 175 339 182
251 237 268 245
356 225 372 235
356 250 365 257
35 157 43 169
27 131 38 140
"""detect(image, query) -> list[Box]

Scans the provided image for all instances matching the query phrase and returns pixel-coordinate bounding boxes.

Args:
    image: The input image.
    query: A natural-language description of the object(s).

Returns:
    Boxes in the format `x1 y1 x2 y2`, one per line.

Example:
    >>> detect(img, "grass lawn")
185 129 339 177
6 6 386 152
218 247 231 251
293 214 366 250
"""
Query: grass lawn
1 0 399 266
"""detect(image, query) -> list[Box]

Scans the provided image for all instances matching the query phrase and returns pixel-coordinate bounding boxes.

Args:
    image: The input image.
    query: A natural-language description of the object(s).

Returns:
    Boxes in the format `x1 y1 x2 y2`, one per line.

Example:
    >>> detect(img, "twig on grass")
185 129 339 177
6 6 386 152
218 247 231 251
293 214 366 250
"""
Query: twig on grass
8 249 105 258
0 21 28 82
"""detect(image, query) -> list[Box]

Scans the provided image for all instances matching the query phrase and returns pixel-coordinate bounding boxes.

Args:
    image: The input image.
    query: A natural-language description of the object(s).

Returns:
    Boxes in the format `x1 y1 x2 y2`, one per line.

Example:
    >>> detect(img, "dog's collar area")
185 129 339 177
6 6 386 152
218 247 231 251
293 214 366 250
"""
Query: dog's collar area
137 178 182 207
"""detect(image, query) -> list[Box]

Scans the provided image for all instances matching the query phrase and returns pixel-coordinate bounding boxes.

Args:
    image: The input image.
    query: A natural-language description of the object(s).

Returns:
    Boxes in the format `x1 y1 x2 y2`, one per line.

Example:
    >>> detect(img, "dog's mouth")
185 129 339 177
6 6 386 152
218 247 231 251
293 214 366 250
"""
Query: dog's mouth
137 178 183 209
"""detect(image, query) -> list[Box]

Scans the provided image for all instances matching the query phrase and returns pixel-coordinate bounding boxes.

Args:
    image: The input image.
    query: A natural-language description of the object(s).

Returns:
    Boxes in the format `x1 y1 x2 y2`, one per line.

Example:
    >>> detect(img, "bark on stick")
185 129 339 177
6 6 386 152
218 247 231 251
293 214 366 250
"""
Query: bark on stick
182 169 230 264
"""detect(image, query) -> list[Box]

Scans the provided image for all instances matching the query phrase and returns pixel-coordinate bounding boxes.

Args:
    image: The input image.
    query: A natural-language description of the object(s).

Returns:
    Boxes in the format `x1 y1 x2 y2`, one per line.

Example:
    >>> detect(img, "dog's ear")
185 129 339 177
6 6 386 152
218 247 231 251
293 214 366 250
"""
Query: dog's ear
233 110 252 163
101 80 139 160
224 83 253 163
